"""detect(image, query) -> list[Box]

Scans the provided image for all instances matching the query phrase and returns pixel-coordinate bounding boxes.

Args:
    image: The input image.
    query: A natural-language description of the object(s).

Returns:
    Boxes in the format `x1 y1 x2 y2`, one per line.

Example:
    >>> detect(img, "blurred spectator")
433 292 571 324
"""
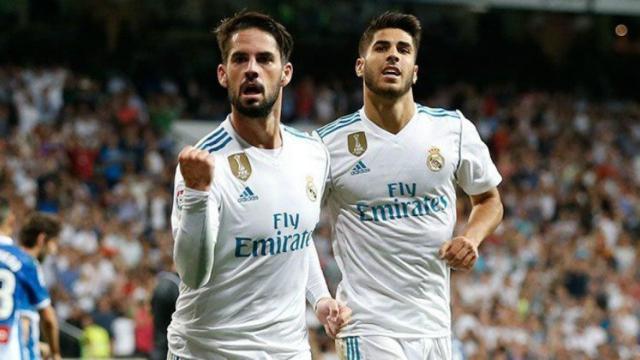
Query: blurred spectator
80 314 111 359
134 296 154 357
112 312 136 357
91 298 117 335
150 265 180 360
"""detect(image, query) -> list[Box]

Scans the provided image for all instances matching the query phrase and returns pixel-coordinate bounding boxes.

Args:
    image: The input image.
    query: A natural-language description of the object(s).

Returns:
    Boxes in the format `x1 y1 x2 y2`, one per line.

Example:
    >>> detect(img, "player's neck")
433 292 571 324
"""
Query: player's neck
230 108 282 149
0 226 11 238
363 90 415 134
21 246 38 259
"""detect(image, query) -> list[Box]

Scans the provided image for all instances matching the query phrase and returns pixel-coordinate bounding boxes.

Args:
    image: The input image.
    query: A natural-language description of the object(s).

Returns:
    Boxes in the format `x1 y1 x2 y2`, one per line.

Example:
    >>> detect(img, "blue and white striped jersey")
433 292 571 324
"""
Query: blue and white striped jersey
0 244 50 360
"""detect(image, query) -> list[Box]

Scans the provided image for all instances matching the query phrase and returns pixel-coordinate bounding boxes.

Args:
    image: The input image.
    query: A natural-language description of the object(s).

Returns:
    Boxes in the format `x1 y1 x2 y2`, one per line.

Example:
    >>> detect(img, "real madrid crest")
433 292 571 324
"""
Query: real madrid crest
427 147 445 172
306 176 318 201
228 152 252 181
347 131 367 156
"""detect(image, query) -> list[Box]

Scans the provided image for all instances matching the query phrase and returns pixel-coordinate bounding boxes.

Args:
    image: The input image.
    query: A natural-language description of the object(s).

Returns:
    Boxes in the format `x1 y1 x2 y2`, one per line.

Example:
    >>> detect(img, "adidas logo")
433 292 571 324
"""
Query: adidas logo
238 186 259 203
350 160 370 175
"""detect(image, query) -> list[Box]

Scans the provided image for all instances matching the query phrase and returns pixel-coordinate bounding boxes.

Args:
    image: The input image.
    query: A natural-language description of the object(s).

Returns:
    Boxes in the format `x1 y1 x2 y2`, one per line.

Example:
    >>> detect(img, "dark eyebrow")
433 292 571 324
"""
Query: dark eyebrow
373 40 391 47
256 51 275 59
229 51 276 61
230 52 247 60
373 40 413 50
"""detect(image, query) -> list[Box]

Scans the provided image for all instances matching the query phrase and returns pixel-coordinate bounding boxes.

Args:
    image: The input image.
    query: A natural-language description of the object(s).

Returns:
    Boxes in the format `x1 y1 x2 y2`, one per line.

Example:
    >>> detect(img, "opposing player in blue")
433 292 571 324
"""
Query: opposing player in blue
0 213 61 360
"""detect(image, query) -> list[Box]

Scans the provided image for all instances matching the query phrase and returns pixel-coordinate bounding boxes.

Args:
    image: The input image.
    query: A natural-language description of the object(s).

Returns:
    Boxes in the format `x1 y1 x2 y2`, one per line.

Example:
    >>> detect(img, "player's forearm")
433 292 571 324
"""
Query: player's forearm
173 188 219 288
41 307 61 356
463 187 503 247
306 242 331 307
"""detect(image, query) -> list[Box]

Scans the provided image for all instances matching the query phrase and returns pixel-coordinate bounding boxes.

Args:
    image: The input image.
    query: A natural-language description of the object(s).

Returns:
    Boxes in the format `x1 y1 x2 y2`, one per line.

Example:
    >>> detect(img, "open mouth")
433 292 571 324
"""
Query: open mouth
241 83 264 96
382 67 401 77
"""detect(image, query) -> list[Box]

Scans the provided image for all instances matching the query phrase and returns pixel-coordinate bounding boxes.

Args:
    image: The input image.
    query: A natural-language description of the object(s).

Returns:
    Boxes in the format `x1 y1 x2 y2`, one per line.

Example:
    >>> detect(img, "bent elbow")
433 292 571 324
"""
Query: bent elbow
174 255 211 289
180 271 210 289
180 275 199 289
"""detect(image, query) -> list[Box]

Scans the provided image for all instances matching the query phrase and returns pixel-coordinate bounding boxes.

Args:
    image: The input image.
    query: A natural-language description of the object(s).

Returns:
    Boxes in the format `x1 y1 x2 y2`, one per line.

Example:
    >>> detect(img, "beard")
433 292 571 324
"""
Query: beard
229 84 279 118
363 65 413 99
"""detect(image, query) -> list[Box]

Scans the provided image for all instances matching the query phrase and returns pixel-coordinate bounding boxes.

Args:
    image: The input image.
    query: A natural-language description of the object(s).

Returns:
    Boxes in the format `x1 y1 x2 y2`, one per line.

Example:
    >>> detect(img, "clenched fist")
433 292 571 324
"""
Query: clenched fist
179 146 215 191
439 236 479 272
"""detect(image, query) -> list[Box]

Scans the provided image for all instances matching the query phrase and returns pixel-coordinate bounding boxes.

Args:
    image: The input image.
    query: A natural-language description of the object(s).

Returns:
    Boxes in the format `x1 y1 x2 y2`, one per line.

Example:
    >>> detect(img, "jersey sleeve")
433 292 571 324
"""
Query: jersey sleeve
305 241 331 308
171 164 222 238
19 261 51 310
312 131 333 205
171 164 221 289
455 112 502 195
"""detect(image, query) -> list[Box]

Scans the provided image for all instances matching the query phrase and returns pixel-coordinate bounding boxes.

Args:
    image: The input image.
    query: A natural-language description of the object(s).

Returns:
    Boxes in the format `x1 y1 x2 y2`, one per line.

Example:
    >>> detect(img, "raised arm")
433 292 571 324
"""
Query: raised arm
172 146 220 289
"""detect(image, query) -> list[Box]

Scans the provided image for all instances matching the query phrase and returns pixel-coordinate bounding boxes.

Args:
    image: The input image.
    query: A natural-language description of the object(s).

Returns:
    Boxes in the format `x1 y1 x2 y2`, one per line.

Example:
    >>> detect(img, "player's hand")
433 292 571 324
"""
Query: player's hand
439 236 478 272
178 145 215 191
315 298 352 338
39 342 51 358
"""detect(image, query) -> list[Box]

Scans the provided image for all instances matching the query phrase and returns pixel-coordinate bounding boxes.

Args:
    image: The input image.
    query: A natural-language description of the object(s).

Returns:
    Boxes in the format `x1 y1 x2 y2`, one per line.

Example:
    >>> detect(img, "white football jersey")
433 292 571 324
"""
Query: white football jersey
316 104 502 338
168 117 330 359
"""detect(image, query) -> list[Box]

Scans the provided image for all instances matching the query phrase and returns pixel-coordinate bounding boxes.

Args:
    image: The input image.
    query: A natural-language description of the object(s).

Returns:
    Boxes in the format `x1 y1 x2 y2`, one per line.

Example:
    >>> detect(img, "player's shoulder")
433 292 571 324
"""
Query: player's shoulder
314 110 363 142
281 124 321 146
282 124 328 163
0 244 32 271
416 103 462 121
193 120 236 155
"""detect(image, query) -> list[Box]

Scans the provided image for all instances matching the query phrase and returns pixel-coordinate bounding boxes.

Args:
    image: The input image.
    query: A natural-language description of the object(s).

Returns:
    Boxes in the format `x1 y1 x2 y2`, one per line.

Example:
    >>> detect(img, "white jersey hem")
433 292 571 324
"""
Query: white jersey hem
337 329 451 339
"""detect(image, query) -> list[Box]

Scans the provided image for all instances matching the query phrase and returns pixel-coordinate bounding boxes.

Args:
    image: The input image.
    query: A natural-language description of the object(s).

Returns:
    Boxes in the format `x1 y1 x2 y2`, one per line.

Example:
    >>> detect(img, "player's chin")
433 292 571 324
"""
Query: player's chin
375 82 406 95
376 77 401 88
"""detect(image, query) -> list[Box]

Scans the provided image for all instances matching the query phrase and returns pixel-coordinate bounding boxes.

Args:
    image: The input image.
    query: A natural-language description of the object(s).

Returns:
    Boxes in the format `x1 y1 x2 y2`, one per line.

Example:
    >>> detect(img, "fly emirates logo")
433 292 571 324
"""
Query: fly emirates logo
356 182 449 222
235 212 312 258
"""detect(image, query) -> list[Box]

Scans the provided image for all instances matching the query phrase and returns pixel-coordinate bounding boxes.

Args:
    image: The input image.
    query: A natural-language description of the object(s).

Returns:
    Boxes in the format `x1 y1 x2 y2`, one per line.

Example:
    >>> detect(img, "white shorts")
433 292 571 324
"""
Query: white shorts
336 335 452 360
168 350 311 360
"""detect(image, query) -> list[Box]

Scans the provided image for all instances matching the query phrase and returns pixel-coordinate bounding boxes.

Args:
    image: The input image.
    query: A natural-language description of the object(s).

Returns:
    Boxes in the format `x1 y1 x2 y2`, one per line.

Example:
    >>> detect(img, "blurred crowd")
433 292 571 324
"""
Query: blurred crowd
443 86 640 359
0 66 639 359
0 66 179 358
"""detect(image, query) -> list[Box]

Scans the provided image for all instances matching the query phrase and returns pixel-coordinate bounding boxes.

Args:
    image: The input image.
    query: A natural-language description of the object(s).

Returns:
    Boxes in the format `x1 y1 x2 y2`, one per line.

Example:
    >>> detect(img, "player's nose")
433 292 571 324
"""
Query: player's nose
244 67 259 82
244 57 260 79
385 51 400 64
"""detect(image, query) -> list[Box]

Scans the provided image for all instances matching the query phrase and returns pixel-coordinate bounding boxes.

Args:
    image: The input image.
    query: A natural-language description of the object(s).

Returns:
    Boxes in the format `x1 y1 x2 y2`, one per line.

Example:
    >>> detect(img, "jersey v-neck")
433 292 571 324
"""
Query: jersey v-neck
359 103 419 142
225 117 285 164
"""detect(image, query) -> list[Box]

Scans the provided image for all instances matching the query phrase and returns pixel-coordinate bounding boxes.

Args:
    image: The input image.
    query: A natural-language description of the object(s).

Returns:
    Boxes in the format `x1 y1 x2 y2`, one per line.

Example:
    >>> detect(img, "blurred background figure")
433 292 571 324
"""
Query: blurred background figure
150 263 179 360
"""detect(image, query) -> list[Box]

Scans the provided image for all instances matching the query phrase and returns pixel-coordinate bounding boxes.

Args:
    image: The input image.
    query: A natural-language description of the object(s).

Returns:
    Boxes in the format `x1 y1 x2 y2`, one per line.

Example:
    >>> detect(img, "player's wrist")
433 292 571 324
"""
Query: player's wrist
184 181 210 192
180 187 212 213
460 234 481 248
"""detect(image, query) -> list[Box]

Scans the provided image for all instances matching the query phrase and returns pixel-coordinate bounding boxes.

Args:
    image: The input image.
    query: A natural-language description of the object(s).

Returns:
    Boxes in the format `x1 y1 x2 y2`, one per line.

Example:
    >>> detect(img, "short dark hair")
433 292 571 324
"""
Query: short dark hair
214 11 293 63
19 213 61 248
0 197 9 226
359 12 422 57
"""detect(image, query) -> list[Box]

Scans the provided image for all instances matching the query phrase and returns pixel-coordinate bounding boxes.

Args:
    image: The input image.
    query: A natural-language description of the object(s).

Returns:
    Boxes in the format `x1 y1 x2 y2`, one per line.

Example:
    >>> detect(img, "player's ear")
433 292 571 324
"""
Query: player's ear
47 237 58 255
217 64 228 88
355 57 364 78
413 64 418 84
36 233 46 248
281 62 293 87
